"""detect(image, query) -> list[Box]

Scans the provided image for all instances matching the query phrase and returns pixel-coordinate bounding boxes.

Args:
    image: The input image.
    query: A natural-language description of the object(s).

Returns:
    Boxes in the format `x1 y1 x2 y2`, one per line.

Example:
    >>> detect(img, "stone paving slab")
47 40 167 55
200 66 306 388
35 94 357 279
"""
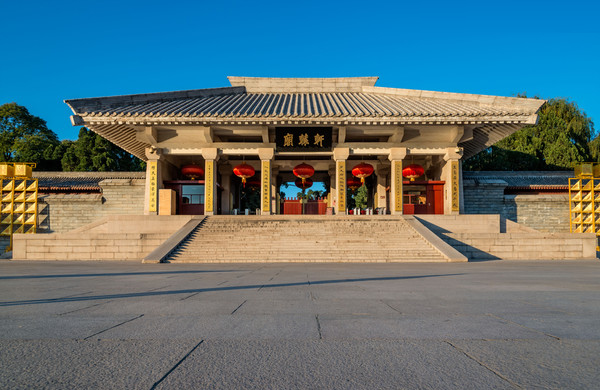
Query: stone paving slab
0 260 599 389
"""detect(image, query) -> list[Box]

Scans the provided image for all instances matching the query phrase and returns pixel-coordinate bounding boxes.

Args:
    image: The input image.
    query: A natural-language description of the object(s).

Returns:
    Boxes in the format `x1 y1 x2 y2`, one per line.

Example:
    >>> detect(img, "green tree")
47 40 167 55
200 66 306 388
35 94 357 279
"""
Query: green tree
354 185 368 209
0 103 60 170
61 127 144 171
464 97 595 171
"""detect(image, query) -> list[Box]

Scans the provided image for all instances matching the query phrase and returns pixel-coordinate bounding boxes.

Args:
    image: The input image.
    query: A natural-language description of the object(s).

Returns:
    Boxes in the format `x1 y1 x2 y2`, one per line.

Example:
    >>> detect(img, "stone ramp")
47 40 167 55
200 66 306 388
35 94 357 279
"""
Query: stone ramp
166 215 466 263
416 215 597 261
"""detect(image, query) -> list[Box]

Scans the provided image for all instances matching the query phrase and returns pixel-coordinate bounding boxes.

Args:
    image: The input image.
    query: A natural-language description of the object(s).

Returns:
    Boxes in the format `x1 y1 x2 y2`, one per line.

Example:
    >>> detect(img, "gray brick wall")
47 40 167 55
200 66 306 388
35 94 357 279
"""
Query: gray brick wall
40 179 145 233
463 179 569 233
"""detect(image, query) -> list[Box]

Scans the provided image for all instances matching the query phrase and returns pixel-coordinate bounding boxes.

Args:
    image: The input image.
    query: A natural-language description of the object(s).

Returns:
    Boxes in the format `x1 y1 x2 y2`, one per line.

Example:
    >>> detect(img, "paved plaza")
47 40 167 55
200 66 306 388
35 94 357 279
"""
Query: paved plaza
0 260 599 389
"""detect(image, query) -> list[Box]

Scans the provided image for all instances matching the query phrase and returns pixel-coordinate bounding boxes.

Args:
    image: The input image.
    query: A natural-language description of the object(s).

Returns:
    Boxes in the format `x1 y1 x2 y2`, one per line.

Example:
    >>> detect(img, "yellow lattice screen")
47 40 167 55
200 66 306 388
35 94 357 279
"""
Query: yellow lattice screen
0 163 38 251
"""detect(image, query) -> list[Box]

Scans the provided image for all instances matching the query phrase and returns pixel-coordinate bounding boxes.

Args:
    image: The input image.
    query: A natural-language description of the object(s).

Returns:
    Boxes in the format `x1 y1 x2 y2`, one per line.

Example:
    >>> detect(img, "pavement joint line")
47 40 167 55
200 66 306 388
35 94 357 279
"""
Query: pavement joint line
444 340 523 389
381 300 402 314
231 300 247 315
519 299 575 315
146 285 171 292
149 340 204 390
83 314 144 340
60 291 94 299
485 313 561 340
217 280 228 286
315 314 323 339
58 301 111 316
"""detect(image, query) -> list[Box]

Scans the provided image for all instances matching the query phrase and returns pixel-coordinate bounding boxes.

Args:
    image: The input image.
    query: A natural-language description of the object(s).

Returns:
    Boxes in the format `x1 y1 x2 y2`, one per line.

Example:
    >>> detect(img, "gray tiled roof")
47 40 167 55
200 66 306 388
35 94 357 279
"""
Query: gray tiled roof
80 92 528 119
34 172 145 191
463 171 572 187
65 78 545 160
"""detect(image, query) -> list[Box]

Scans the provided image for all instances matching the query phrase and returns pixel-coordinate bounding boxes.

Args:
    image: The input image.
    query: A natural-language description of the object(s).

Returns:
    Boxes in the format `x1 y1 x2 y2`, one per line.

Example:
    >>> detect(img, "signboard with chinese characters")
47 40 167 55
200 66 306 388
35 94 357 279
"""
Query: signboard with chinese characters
261 160 270 213
275 128 332 152
394 161 403 213
451 160 460 212
205 160 214 213
337 160 346 211
148 161 158 213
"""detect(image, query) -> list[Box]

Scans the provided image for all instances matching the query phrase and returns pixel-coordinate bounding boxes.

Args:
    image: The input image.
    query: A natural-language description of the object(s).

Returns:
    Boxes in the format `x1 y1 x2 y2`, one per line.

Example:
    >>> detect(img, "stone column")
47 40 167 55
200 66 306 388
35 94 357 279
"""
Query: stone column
144 147 164 215
271 166 279 214
443 148 463 215
328 165 336 208
218 163 232 215
258 148 274 215
388 148 407 215
202 148 219 215
376 160 390 212
333 148 350 215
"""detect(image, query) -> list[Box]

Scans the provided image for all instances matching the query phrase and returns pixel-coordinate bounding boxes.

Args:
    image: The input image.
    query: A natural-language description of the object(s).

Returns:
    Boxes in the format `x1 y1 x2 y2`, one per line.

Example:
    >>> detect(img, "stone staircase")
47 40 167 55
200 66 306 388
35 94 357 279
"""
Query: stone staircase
166 215 458 263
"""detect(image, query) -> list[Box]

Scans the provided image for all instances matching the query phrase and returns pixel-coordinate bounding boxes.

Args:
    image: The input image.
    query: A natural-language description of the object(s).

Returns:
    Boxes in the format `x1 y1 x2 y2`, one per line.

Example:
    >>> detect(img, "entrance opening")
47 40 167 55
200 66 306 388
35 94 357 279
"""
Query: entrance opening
279 172 329 215
346 173 377 214
403 181 444 214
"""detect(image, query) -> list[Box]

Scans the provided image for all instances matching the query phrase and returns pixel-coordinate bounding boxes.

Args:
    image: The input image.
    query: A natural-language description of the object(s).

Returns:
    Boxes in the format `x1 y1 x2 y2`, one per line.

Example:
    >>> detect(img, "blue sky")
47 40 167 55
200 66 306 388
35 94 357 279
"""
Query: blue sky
1 0 598 141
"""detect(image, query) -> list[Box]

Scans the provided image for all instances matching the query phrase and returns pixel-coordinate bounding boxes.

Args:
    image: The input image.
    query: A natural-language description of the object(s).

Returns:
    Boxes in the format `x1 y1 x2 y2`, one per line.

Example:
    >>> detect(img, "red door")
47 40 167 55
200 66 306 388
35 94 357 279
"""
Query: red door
403 181 444 215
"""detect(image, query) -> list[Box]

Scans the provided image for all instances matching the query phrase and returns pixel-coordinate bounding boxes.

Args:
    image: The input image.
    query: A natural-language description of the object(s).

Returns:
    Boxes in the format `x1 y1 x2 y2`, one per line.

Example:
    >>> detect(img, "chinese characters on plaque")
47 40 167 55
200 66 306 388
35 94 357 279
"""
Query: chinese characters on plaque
205 161 214 213
276 128 332 152
337 160 346 210
261 160 270 213
451 161 460 211
394 161 403 212
148 161 158 212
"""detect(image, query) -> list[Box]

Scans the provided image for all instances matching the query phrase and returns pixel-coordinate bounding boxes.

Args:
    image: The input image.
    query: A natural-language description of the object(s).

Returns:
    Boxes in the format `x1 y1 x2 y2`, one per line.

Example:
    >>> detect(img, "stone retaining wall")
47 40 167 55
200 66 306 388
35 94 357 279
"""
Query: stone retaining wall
445 232 596 260
463 179 570 233
40 179 145 233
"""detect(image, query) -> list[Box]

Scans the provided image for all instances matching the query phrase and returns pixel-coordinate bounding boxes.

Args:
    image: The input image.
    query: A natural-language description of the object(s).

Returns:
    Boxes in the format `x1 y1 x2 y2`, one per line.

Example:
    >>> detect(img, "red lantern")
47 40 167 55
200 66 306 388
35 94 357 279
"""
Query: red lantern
295 178 313 190
293 163 315 185
402 164 424 181
247 179 261 189
181 164 204 179
233 163 255 187
352 162 374 185
347 177 362 191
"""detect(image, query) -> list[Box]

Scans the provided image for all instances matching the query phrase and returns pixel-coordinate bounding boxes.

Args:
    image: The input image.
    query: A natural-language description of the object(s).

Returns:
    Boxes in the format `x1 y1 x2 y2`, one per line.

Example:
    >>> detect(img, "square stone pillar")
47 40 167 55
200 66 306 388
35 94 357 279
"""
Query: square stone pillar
202 148 219 215
388 148 407 215
219 163 232 215
443 148 463 215
258 148 274 215
376 161 390 211
328 165 336 208
333 148 349 215
271 167 279 214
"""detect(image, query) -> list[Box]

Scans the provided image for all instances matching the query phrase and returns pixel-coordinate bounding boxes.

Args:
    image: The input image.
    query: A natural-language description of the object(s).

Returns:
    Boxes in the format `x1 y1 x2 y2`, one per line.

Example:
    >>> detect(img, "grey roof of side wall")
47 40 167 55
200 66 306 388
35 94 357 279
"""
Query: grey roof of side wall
463 171 573 187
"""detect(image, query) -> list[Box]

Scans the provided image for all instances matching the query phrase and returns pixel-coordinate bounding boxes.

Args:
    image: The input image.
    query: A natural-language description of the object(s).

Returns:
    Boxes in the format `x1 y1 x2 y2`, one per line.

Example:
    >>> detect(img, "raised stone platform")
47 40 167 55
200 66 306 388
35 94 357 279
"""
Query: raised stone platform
9 214 597 262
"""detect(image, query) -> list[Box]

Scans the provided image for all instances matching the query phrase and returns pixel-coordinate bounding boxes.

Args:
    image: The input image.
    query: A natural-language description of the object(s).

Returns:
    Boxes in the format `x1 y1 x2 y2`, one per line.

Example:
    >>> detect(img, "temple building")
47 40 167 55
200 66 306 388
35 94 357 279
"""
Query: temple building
65 77 545 217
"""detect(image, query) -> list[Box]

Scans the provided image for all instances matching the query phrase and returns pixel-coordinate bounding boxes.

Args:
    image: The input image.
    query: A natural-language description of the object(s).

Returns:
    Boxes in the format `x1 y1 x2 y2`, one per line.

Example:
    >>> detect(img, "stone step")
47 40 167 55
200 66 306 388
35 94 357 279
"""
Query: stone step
166 215 447 263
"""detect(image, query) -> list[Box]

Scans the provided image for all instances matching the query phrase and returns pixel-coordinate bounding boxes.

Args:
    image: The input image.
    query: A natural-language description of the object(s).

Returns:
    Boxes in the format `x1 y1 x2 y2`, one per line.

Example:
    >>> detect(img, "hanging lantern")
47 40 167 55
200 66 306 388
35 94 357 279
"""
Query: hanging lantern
181 164 204 180
352 162 374 185
295 178 313 190
347 177 362 191
293 163 315 185
402 164 425 181
233 163 255 187
247 179 261 190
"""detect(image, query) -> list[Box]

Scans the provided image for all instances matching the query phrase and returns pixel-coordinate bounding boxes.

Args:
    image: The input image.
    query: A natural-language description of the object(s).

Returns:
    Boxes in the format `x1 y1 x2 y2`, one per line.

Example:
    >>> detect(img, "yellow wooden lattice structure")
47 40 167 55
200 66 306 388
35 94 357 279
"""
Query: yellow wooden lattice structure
0 163 38 251
569 163 600 250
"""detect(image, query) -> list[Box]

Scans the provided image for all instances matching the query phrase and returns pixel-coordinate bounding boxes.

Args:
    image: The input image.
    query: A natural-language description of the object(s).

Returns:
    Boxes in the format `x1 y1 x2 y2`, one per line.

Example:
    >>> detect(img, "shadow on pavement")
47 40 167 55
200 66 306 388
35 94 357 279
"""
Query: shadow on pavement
0 273 464 307
0 270 242 280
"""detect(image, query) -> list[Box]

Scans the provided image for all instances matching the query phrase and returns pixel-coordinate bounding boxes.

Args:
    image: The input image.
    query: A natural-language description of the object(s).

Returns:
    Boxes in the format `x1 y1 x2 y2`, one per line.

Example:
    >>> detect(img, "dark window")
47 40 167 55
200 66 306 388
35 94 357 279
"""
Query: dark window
182 185 204 204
